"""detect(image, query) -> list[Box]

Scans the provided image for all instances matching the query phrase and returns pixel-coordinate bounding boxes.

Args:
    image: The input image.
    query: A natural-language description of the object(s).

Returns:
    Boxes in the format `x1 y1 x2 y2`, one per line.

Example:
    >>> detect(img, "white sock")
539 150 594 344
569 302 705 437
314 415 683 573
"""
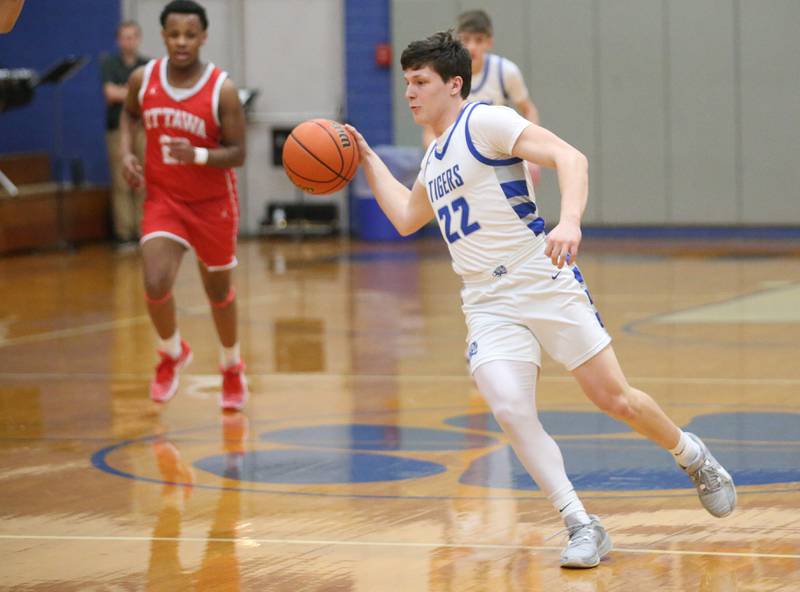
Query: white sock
158 331 182 359
220 343 241 368
670 431 702 468
549 485 591 526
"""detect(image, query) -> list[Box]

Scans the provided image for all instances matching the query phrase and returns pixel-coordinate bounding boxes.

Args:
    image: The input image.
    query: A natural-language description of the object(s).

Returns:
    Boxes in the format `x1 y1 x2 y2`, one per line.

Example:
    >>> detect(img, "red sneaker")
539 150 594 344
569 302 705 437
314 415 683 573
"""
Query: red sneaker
150 340 193 403
220 361 248 411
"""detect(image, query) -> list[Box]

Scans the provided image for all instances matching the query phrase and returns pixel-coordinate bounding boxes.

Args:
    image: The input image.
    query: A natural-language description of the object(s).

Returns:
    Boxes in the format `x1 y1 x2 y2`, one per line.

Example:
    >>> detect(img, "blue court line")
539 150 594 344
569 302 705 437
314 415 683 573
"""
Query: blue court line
91 436 800 501
90 422 800 501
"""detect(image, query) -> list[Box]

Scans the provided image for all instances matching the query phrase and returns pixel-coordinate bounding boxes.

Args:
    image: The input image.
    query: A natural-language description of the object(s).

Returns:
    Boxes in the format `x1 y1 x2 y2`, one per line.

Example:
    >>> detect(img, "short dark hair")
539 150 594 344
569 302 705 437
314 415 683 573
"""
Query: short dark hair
400 30 472 99
160 0 208 30
117 20 141 36
456 9 493 36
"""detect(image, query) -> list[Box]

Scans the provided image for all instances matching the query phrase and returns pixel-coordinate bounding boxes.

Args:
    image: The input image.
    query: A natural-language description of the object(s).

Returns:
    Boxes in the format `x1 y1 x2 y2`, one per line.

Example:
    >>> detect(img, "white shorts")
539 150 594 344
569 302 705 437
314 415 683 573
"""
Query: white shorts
461 242 611 373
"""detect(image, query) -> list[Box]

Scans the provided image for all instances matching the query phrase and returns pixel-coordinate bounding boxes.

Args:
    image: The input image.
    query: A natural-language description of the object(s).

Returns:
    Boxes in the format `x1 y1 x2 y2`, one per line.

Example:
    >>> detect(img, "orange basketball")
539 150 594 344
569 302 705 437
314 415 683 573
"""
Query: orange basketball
282 119 360 195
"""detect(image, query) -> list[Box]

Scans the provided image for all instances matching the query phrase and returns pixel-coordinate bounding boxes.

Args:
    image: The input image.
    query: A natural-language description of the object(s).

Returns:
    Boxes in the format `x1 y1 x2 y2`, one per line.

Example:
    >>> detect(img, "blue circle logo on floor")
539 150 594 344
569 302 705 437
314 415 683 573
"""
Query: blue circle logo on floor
92 411 800 497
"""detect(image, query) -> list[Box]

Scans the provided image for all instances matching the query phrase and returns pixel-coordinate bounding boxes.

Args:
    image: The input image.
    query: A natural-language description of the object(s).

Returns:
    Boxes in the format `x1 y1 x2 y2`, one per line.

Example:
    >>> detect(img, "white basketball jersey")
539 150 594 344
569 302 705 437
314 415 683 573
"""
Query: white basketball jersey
419 101 544 277
468 54 529 107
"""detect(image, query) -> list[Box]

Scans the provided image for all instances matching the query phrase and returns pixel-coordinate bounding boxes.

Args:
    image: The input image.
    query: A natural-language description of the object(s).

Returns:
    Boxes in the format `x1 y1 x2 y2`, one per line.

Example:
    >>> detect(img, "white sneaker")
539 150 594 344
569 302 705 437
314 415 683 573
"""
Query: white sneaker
560 514 612 569
682 432 737 517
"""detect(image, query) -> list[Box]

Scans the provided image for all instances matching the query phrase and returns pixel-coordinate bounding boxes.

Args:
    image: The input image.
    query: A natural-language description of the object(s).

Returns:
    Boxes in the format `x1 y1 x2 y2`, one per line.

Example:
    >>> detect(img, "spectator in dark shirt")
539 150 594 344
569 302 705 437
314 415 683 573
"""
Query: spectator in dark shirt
101 20 149 245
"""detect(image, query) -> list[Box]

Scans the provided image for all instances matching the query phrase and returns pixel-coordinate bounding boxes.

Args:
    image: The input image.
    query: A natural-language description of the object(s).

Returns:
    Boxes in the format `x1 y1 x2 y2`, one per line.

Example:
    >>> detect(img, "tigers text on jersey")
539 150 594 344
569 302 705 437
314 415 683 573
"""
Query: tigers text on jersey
468 54 529 107
419 102 543 278
139 58 236 201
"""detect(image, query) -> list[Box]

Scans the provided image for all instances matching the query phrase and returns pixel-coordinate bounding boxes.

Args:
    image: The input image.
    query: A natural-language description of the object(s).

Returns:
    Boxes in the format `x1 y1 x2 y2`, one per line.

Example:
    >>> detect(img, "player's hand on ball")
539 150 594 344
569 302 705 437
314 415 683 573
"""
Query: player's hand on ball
121 153 144 188
166 137 195 163
344 124 370 163
545 220 581 268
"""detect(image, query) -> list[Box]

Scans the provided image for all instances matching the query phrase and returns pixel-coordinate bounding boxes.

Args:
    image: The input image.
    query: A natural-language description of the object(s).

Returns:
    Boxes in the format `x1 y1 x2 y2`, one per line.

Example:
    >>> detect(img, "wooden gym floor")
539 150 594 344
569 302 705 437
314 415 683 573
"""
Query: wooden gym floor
1 235 799 591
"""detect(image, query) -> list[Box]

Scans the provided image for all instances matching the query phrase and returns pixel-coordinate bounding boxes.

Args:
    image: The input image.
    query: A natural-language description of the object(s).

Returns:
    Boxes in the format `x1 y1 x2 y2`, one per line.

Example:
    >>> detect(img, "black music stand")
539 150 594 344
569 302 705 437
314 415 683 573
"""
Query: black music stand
0 67 36 195
1 56 88 241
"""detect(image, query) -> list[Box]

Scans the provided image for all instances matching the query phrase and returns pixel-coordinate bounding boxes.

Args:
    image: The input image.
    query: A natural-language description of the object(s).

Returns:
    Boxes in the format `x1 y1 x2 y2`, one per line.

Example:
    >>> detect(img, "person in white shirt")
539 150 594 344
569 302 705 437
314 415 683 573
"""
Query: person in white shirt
347 30 736 569
424 10 541 184
457 9 539 122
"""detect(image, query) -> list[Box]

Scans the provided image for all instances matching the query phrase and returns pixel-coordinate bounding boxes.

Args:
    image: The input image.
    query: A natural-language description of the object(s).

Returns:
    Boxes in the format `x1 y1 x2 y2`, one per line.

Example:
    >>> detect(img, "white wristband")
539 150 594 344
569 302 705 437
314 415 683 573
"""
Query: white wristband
193 147 209 165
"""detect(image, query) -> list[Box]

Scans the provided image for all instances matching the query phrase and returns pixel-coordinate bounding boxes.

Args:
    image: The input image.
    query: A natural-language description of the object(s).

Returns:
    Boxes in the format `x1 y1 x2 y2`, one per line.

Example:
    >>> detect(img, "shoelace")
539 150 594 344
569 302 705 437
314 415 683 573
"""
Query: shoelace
691 460 722 493
544 522 595 545
566 524 596 547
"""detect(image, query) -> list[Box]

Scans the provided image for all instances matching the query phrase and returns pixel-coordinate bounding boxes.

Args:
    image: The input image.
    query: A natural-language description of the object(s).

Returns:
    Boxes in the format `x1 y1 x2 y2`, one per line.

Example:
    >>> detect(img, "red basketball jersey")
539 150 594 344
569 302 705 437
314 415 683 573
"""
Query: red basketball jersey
138 58 237 201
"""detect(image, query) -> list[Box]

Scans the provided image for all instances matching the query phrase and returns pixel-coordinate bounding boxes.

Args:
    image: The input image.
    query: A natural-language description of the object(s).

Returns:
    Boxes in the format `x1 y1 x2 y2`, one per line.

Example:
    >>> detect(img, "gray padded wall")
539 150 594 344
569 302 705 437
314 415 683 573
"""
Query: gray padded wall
598 0 667 223
392 0 800 225
525 1 597 222
740 0 800 223
668 0 737 224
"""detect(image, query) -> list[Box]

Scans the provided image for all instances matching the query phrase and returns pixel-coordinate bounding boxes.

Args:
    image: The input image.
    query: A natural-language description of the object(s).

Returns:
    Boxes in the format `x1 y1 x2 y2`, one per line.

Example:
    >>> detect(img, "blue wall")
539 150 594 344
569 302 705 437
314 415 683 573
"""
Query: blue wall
344 0 393 234
0 0 120 184
344 0 392 145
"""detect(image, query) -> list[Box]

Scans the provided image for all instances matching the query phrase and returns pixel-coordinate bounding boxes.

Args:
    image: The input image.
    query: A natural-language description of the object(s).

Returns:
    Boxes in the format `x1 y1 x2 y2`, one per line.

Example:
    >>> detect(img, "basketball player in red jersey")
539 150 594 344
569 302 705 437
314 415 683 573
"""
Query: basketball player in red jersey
119 0 248 410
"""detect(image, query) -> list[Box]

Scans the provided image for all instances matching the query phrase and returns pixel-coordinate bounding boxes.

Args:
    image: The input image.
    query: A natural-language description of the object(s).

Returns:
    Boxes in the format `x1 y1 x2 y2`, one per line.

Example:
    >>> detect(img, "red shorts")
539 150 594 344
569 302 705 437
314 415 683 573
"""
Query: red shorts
140 185 239 270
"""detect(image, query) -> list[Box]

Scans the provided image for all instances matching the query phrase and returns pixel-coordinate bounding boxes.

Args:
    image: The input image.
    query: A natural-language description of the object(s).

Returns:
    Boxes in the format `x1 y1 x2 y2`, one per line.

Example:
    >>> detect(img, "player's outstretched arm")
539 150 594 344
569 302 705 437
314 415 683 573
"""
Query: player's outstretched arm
346 124 434 236
165 79 246 168
120 67 145 188
512 124 588 268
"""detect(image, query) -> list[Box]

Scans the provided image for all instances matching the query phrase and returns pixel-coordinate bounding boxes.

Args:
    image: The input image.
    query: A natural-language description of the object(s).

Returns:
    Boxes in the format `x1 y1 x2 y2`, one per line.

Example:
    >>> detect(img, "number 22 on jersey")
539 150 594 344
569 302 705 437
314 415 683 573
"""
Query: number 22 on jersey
437 196 481 244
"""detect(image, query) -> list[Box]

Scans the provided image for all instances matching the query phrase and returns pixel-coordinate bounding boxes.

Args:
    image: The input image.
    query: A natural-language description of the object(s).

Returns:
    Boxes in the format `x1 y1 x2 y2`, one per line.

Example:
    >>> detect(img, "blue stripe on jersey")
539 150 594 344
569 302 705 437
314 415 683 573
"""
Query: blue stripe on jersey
464 103 523 166
527 217 545 235
471 54 492 94
595 312 605 328
512 202 537 217
499 175 544 236
435 102 472 160
500 179 528 198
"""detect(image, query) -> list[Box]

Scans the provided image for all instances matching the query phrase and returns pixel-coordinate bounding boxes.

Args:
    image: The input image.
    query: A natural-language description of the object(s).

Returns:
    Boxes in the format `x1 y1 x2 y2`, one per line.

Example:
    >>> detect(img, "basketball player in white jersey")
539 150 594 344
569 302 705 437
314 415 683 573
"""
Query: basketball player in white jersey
424 10 541 184
346 31 736 569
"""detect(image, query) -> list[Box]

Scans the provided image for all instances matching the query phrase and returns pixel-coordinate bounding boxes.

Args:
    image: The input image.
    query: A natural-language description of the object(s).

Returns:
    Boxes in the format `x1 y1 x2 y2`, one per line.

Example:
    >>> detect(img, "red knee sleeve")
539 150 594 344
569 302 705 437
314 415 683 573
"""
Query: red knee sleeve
145 291 173 306
210 287 236 309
